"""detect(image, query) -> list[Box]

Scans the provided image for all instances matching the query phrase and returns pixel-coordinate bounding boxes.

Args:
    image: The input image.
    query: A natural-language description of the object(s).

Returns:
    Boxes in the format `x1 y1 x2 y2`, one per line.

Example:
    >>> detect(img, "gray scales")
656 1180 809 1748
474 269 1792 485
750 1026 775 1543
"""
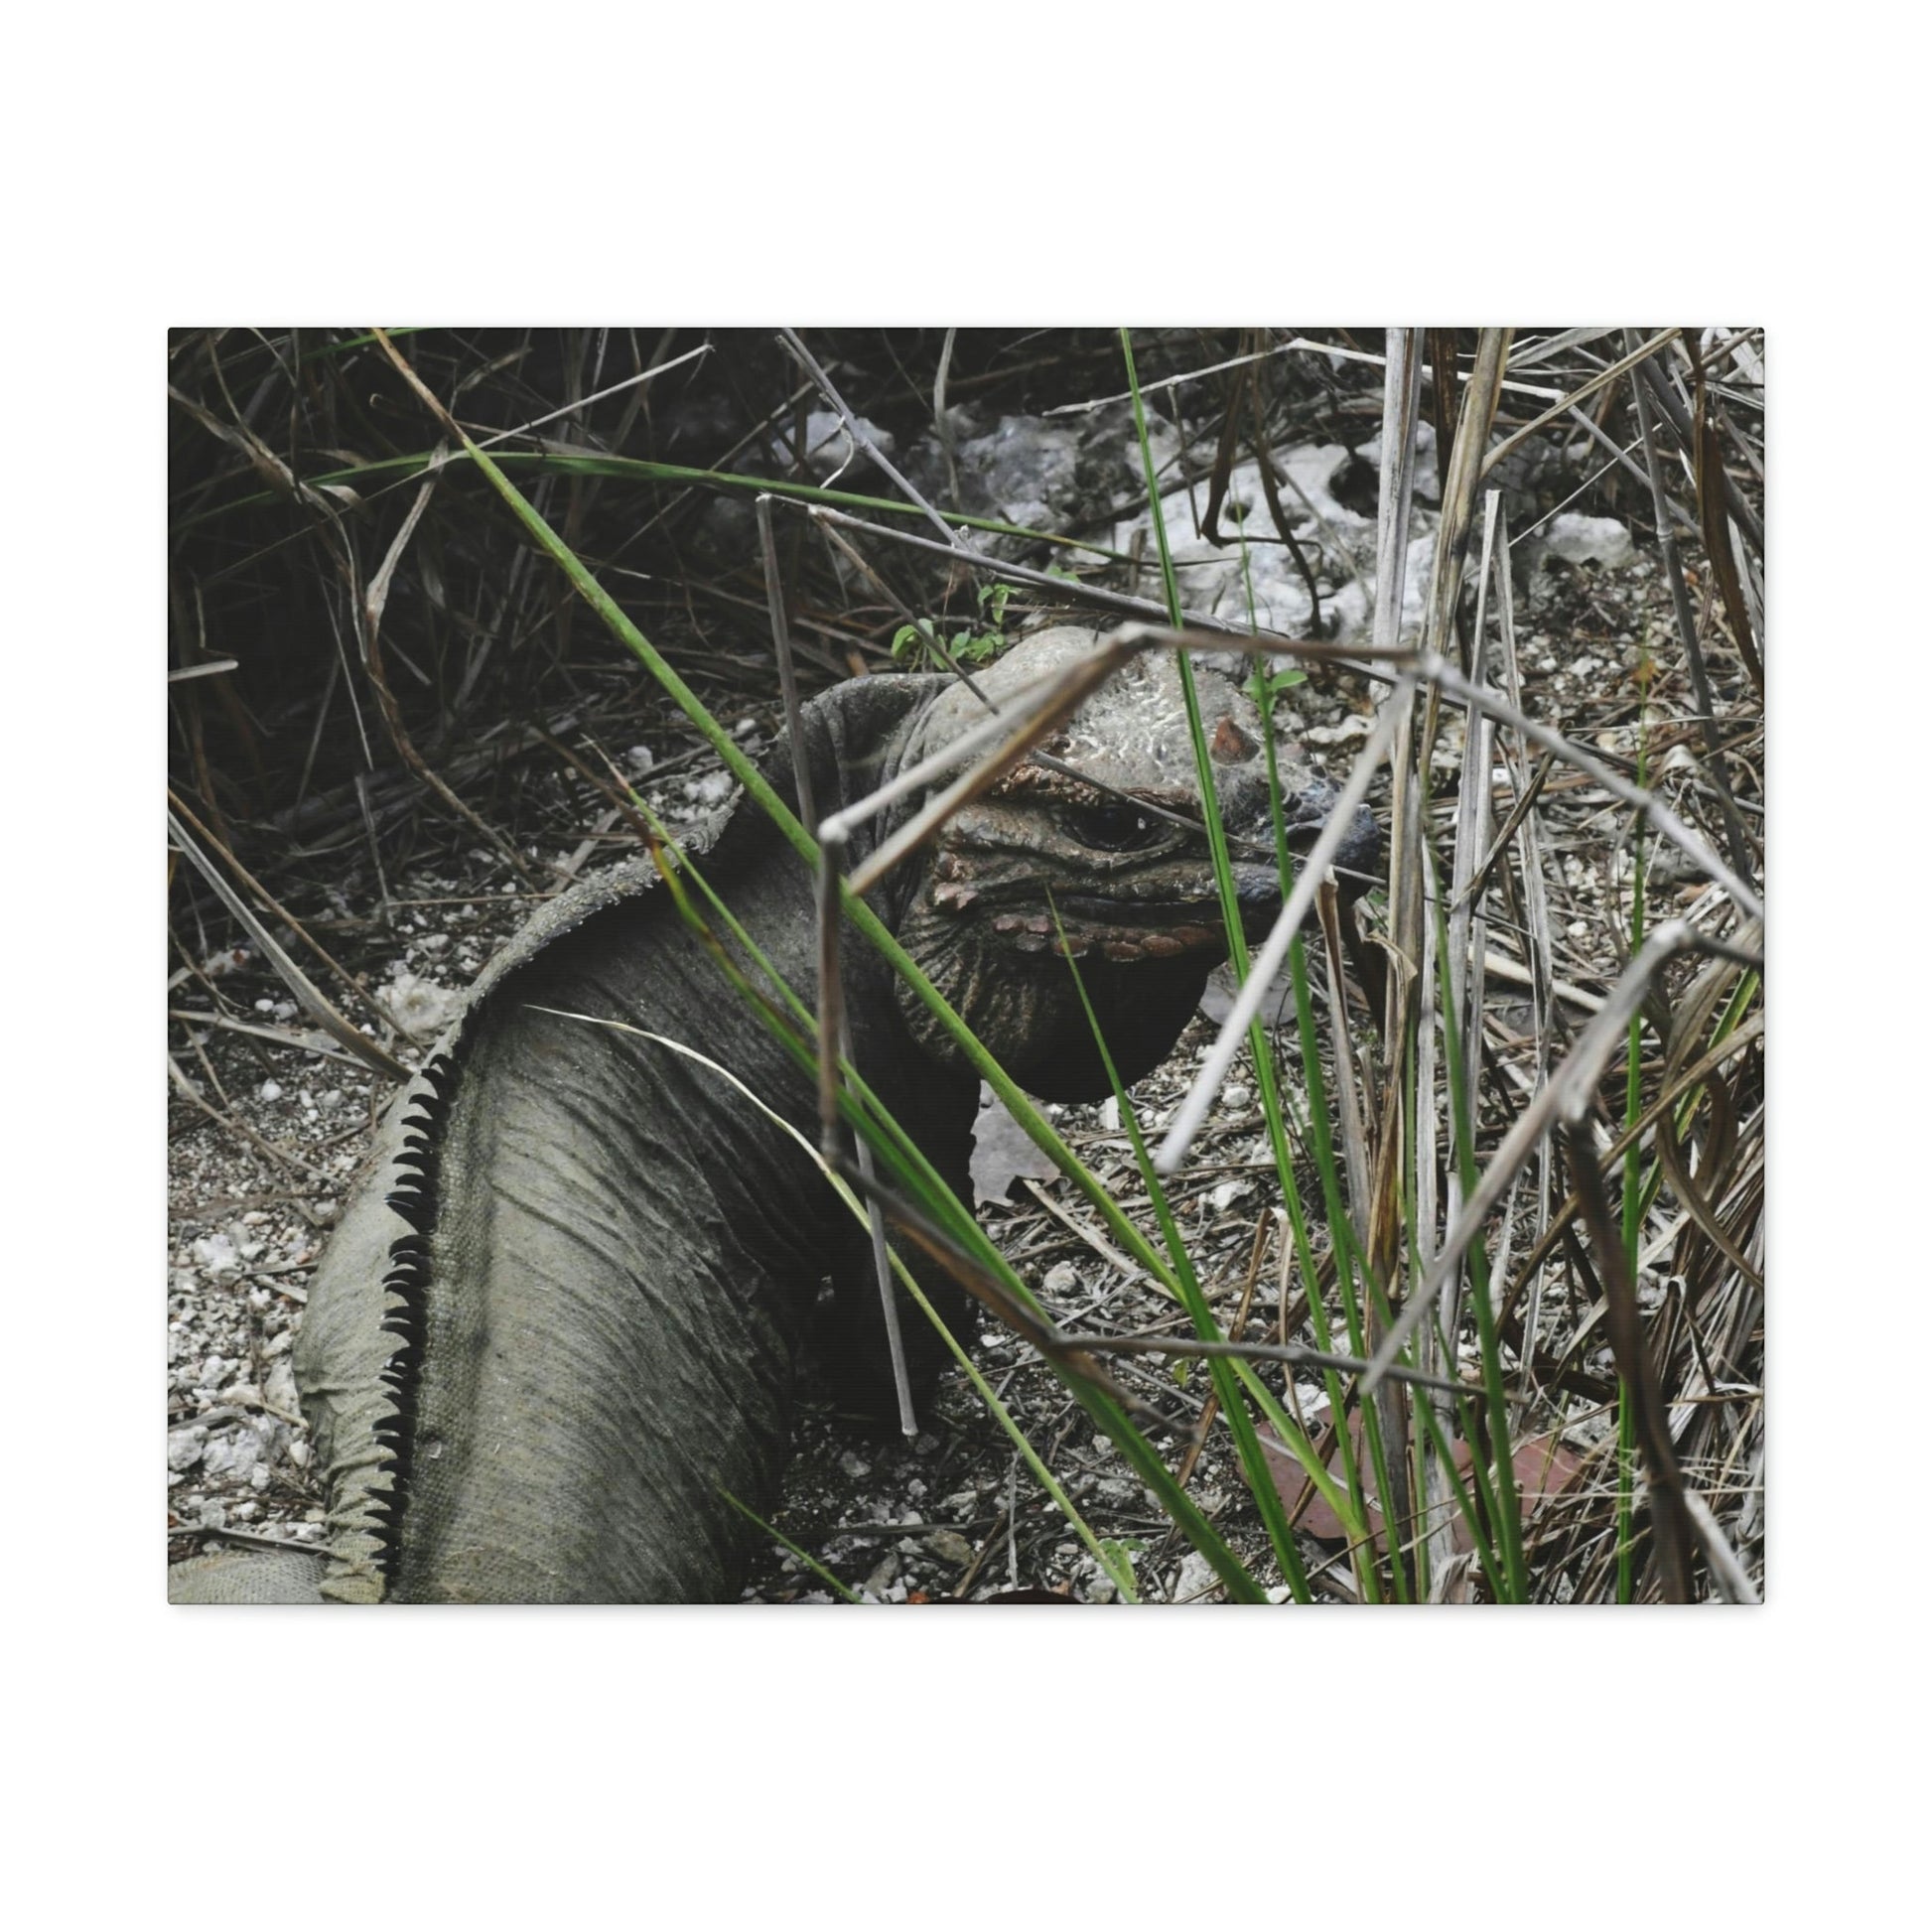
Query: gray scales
168 627 1378 1604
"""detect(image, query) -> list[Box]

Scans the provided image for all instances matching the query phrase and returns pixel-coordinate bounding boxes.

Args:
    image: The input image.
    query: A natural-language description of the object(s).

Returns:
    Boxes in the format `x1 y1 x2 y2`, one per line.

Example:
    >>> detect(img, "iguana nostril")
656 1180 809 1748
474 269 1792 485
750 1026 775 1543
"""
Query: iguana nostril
1274 792 1382 879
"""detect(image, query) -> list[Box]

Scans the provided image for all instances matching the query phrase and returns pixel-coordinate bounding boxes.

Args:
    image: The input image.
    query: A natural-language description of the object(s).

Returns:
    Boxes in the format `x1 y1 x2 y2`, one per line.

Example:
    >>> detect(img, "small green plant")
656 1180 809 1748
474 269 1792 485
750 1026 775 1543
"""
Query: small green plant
1257 663 1307 704
891 581 1017 670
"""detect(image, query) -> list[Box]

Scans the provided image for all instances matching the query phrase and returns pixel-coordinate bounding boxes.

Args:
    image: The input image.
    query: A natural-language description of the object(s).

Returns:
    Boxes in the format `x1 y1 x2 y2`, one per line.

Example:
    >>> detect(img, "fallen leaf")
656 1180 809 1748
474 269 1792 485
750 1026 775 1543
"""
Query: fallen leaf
1266 1416 1587 1556
969 1083 1061 1205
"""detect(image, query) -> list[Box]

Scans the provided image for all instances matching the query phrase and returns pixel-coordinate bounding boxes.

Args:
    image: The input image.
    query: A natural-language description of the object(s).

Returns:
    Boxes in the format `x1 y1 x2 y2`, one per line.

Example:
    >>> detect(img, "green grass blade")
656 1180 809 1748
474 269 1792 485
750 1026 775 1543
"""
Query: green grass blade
1050 897 1315 1601
719 1491 864 1603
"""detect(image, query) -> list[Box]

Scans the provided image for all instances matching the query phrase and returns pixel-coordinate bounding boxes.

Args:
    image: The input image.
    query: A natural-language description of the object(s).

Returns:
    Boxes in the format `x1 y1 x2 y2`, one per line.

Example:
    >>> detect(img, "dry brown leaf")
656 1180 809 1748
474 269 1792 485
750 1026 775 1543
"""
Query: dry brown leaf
1265 1416 1586 1556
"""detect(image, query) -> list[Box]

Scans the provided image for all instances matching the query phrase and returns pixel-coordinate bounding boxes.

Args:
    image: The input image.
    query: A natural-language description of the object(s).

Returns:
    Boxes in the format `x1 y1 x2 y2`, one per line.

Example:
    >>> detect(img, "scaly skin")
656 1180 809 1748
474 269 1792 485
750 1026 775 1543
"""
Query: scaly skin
167 628 1376 1604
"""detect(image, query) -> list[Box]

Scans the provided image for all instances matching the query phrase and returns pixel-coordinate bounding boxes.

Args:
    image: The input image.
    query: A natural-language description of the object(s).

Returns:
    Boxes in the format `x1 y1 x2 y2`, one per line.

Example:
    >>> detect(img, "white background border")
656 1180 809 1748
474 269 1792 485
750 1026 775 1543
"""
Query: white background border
5 4 1917 1922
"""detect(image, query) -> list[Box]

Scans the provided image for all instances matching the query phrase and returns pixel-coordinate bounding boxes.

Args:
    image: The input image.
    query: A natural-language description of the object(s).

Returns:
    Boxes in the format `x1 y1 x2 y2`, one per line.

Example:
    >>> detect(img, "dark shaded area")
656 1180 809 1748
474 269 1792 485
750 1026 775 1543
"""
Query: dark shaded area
167 327 1397 890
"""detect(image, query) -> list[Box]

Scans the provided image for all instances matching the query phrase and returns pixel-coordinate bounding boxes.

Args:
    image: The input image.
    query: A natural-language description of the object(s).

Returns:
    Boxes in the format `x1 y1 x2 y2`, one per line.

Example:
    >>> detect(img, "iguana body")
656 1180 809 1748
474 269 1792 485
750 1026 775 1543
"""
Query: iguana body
168 629 1376 1603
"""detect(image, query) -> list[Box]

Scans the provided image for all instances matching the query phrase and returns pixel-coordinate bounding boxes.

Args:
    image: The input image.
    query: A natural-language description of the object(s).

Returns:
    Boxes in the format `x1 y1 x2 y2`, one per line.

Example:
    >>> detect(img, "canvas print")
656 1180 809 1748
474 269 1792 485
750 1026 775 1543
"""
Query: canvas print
166 327 1764 1603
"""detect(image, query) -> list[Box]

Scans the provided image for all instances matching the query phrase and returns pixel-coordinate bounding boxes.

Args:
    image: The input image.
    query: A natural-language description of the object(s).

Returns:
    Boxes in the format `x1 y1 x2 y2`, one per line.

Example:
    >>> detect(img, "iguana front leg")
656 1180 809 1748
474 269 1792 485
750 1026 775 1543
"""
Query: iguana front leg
813 1086 978 1425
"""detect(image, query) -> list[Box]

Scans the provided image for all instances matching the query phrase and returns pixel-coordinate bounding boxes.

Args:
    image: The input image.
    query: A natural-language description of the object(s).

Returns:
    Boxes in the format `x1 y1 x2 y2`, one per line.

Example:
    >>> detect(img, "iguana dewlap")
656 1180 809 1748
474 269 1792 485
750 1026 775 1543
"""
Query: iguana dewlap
168 628 1377 1604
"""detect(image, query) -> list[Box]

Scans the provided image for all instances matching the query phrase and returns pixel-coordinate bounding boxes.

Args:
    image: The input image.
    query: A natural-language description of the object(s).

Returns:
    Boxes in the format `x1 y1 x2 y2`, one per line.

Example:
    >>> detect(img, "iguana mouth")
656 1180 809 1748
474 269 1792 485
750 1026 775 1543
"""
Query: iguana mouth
957 867 1284 961
1053 893 1220 924
926 843 1286 953
981 902 1227 961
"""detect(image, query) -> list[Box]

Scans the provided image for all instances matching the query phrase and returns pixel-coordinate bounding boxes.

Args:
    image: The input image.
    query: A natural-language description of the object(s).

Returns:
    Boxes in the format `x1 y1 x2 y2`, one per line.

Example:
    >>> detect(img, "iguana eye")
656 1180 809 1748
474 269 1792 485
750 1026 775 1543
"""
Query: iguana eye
1068 800 1162 852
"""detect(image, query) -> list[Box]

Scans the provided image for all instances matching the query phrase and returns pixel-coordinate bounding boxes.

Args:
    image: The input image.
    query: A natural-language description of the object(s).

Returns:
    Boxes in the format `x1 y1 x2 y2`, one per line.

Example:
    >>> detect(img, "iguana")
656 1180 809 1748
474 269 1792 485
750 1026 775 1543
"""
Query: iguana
168 627 1379 1603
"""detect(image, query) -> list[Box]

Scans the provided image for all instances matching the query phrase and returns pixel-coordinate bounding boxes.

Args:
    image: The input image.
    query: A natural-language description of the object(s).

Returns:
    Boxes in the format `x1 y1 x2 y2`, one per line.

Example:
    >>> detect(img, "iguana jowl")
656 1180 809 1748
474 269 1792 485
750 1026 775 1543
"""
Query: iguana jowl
168 628 1378 1603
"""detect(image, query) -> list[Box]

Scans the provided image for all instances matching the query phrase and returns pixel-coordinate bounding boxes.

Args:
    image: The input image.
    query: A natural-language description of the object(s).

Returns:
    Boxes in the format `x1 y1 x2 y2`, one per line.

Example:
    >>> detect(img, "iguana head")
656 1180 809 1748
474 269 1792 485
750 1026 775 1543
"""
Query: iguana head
889 626 1380 1100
